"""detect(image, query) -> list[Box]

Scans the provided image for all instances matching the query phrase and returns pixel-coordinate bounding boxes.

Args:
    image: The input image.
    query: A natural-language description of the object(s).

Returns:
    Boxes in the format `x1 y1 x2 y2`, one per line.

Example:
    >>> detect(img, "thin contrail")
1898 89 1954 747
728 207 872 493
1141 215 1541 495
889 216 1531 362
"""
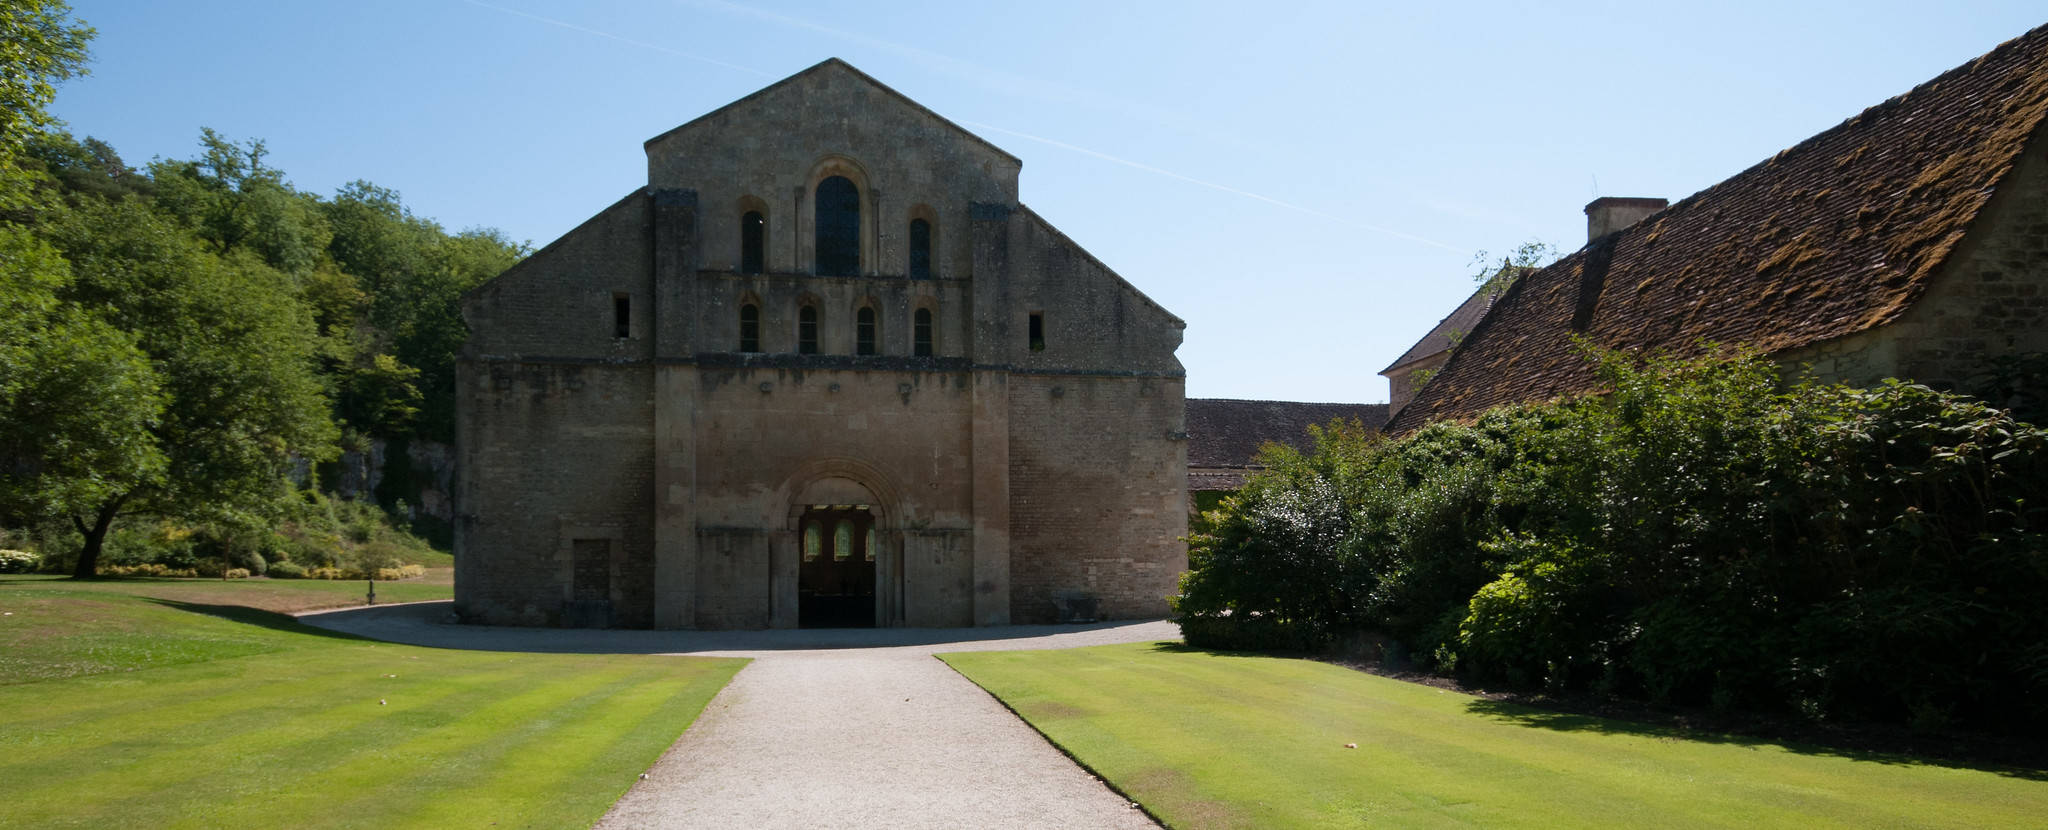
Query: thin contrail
963 121 1470 254
459 0 772 77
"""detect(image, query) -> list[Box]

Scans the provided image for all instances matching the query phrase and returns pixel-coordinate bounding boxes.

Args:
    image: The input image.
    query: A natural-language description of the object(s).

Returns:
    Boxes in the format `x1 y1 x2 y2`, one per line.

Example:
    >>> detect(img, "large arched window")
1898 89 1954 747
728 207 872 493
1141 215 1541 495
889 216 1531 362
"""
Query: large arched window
914 307 934 357
798 304 819 355
908 218 932 280
856 306 878 356
738 303 760 352
815 176 860 276
740 210 765 275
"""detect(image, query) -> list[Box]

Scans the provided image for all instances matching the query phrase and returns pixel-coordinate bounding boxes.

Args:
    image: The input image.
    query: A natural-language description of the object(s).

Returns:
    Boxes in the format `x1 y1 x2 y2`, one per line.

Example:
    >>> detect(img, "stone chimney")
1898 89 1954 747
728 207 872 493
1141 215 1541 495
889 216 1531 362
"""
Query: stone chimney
1584 196 1668 242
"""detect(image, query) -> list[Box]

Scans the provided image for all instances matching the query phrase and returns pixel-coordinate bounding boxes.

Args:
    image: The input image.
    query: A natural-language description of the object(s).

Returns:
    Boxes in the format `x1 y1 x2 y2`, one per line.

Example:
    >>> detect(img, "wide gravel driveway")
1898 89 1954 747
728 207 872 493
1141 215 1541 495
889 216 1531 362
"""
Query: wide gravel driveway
300 601 1174 829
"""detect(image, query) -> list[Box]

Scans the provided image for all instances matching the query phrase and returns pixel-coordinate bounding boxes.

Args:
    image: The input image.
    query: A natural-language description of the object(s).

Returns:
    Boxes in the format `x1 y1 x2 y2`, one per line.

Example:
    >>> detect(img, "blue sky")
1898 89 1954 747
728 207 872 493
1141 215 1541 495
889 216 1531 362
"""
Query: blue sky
49 1 2046 403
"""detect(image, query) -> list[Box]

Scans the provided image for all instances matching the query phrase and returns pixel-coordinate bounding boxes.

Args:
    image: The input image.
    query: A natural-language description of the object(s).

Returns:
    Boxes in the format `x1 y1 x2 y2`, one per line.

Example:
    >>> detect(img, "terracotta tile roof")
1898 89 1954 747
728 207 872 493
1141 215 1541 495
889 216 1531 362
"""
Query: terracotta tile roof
1389 24 2048 433
1186 398 1389 489
1382 276 1512 373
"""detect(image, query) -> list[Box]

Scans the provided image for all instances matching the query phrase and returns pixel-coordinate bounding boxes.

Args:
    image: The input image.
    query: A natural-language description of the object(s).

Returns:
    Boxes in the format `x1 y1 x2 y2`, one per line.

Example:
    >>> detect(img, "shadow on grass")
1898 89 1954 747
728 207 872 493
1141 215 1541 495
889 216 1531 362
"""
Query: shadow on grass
1152 641 2047 782
140 598 379 644
1465 698 2048 781
1147 641 1316 659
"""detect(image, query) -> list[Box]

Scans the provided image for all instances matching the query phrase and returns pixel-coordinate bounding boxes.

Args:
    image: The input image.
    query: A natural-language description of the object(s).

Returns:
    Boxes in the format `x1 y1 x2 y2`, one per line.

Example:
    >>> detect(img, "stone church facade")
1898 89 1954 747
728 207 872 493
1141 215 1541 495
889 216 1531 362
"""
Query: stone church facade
453 60 1188 630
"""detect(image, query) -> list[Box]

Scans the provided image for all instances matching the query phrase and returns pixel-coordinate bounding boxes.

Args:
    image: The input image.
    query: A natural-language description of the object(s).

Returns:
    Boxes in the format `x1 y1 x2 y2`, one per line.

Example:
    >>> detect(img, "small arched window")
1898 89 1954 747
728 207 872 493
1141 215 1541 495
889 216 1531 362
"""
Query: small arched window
798 305 819 355
740 210 765 274
856 306 878 356
738 303 760 352
908 218 932 280
815 176 860 276
913 308 934 357
802 525 821 562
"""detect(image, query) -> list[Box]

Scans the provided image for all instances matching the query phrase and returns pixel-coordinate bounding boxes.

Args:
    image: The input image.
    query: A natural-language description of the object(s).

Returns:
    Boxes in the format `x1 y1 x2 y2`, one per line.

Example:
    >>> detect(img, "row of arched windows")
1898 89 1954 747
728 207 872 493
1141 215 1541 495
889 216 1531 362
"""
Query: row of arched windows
737 301 936 357
736 176 935 279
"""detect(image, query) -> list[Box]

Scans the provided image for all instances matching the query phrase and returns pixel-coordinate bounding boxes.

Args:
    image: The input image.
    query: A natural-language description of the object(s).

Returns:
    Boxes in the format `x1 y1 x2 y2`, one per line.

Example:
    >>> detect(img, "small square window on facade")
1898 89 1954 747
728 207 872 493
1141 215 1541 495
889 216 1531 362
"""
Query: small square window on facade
1028 312 1045 352
613 293 631 339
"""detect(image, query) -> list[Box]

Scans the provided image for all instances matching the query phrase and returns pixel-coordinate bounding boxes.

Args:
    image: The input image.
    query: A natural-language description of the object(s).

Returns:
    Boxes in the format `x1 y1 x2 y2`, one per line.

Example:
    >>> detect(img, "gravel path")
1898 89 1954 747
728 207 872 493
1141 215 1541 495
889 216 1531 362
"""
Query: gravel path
299 602 1174 829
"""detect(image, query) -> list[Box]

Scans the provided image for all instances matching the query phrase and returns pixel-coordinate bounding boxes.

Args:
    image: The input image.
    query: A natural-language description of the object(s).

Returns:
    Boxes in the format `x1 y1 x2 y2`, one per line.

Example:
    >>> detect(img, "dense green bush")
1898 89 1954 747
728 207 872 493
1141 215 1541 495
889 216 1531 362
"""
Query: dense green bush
1178 348 2048 732
9 489 442 577
265 560 306 579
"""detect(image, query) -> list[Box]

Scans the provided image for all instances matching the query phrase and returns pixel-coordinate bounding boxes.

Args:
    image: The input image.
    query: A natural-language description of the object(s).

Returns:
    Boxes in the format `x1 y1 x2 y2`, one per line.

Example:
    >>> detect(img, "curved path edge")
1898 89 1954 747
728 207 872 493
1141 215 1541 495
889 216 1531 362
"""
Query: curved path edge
298 601 1178 829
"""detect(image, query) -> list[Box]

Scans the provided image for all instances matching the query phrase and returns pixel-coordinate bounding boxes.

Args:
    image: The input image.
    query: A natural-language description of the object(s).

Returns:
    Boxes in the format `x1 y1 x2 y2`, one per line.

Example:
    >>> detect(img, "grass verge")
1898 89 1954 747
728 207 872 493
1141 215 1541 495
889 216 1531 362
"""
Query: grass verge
1 572 452 614
0 578 744 829
941 642 2048 829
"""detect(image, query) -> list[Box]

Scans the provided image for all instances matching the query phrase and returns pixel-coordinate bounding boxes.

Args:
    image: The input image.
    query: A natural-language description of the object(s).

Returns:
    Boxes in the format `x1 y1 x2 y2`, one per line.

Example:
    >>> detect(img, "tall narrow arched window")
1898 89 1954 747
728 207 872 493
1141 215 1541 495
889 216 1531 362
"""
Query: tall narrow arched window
815 175 860 276
856 307 877 356
833 519 854 561
908 218 932 280
740 210 764 274
914 307 934 357
738 303 759 352
798 305 819 355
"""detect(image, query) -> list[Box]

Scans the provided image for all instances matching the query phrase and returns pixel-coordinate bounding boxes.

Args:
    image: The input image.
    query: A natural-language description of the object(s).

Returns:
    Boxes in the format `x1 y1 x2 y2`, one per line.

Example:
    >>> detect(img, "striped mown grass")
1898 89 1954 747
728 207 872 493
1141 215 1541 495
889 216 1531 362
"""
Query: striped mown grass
942 643 2048 829
0 580 743 829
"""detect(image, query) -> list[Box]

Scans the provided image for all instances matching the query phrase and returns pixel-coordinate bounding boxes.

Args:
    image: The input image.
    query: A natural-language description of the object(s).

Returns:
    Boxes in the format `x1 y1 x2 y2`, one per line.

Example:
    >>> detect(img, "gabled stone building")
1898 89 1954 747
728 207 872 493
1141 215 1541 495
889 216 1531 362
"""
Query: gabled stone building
1389 24 2048 433
454 59 1188 629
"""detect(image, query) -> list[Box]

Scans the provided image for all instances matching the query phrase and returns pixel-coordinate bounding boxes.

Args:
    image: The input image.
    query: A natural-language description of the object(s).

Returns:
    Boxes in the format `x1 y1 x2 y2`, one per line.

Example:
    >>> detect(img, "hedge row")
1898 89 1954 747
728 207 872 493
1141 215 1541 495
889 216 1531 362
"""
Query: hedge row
1176 349 2048 732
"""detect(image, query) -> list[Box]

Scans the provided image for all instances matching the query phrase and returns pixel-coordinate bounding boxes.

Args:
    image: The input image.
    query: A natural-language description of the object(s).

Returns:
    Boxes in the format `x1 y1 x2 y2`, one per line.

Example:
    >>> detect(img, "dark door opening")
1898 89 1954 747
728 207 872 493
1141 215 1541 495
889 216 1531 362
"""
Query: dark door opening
798 507 875 628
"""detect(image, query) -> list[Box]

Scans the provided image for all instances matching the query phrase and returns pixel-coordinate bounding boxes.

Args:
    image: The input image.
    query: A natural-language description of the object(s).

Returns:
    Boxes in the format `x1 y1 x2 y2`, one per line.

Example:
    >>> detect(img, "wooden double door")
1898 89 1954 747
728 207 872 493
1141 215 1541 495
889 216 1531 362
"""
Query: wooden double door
798 507 876 628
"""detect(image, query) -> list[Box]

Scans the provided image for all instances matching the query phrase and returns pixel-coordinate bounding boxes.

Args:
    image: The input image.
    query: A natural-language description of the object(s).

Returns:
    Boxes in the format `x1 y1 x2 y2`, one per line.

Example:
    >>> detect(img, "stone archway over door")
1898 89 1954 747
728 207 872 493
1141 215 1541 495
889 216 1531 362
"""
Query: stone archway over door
798 507 876 627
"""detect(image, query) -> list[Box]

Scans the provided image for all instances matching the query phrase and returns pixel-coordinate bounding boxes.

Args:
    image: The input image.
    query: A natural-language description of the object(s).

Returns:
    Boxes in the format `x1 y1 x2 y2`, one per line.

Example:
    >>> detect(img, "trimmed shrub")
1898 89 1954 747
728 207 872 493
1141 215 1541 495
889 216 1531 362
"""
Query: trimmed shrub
1177 347 2048 733
97 563 198 578
266 560 306 579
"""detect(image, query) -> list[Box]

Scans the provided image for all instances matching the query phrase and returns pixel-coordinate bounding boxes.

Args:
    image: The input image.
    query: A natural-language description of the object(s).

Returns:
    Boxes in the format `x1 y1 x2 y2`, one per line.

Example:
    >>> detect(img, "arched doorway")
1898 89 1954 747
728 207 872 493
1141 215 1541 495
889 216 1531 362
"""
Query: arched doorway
798 505 876 627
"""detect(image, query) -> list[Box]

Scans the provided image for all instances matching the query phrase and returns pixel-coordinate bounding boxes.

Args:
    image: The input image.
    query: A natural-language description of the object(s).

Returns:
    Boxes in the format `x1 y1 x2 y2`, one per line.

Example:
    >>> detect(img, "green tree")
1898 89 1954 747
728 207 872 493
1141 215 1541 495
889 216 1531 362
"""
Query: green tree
1468 240 1559 286
324 182 525 441
23 130 151 203
0 224 165 534
0 0 92 174
44 197 336 576
151 129 331 275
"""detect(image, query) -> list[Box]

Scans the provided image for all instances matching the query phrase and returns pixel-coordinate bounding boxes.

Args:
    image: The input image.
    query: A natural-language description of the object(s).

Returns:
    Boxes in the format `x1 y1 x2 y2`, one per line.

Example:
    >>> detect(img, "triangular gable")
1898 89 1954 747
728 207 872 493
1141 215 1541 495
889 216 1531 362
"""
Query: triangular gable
1381 275 1511 375
642 58 1021 166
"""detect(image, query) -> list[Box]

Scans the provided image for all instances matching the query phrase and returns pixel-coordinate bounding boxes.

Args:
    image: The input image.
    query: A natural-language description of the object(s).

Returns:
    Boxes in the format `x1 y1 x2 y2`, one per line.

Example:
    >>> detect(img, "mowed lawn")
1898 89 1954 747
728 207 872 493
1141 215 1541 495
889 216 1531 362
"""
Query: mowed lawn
0 577 745 829
942 643 2048 829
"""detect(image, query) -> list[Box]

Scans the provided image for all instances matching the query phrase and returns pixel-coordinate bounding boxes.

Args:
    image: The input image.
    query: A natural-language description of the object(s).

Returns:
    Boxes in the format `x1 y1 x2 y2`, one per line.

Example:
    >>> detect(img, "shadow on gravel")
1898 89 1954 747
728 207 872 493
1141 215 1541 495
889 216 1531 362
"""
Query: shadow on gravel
300 600 1176 655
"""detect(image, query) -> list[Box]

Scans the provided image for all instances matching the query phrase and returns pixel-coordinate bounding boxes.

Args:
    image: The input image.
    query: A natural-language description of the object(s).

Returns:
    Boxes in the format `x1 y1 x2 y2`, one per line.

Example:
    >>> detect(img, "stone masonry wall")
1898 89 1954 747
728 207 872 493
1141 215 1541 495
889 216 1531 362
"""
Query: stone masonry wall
454 361 656 627
461 192 654 361
1007 374 1187 623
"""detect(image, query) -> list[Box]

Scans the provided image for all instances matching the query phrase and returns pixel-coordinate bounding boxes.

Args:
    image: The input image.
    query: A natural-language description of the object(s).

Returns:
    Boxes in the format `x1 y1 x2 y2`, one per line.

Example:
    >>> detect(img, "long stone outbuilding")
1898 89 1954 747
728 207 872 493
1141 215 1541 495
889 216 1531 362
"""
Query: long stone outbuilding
454 59 1188 630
